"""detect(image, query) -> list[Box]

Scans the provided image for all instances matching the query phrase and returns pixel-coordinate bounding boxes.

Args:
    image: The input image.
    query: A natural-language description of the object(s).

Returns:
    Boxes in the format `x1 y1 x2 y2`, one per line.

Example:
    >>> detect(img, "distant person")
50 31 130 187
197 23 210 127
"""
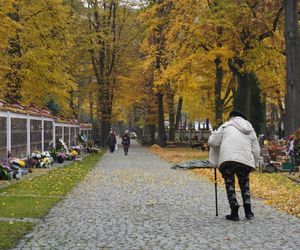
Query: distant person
208 110 260 221
106 130 117 153
164 133 168 145
121 130 131 155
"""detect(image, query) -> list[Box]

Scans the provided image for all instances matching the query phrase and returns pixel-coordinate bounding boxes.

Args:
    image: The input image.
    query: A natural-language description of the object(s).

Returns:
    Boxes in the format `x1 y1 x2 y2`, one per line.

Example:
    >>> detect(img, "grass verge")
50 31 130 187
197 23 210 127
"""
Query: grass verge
149 145 300 218
0 222 34 250
0 152 104 249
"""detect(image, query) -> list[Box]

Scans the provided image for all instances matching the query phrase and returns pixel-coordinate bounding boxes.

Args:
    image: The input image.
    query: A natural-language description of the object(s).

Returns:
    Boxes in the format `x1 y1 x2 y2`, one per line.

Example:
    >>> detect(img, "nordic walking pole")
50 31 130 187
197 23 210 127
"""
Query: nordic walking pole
214 167 218 216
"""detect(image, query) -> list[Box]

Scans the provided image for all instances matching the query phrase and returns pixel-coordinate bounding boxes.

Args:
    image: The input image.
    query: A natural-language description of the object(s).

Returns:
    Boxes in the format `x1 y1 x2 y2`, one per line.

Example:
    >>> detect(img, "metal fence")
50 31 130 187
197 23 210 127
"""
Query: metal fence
44 121 53 151
0 117 7 159
11 118 27 159
0 111 92 160
30 119 42 154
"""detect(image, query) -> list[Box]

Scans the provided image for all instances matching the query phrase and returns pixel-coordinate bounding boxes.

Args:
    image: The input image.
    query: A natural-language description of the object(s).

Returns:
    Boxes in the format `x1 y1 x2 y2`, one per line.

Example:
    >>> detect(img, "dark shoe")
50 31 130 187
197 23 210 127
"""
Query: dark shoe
226 206 240 221
244 204 254 220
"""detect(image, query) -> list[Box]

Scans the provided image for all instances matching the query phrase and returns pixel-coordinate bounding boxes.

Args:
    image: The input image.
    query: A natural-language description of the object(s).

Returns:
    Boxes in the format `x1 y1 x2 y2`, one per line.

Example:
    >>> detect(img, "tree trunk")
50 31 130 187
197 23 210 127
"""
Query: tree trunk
89 2 119 146
167 92 175 141
100 87 112 146
89 90 94 122
149 124 156 144
101 114 111 146
262 93 267 135
234 72 264 133
229 59 253 120
175 96 183 130
230 58 264 133
206 118 210 130
143 124 156 145
157 93 166 147
214 56 223 126
233 72 253 120
250 77 264 134
284 0 300 136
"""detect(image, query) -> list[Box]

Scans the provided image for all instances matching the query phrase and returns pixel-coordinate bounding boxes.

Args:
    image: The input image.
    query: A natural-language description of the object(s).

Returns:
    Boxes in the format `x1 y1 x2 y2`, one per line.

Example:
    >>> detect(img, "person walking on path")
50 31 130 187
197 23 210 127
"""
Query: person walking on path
208 110 261 221
106 130 117 153
121 130 131 155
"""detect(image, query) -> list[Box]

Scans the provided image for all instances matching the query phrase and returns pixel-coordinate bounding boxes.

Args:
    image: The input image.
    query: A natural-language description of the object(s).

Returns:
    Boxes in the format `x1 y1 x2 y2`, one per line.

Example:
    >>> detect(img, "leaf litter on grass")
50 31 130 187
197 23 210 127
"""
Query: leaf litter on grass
149 145 300 217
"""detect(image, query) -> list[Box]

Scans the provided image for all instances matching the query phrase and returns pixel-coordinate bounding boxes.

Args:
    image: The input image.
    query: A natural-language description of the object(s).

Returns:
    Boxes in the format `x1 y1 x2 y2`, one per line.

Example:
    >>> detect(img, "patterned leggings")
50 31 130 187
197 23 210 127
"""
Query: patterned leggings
220 161 252 208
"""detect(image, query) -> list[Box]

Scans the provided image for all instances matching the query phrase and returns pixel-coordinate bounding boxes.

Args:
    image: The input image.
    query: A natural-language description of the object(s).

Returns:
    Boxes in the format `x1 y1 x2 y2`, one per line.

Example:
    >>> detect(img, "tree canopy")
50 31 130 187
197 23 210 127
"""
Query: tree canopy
0 0 298 144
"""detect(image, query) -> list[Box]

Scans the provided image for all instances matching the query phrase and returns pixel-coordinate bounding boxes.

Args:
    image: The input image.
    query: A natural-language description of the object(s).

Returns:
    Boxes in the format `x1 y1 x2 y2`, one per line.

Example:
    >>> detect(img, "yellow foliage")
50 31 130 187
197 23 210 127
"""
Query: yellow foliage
0 0 77 115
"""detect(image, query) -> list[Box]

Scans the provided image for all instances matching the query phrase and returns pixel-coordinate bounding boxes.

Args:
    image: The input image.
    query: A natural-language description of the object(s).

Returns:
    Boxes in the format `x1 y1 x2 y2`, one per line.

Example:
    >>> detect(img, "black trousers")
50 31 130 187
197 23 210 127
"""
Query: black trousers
220 161 252 208
109 146 115 153
123 144 129 154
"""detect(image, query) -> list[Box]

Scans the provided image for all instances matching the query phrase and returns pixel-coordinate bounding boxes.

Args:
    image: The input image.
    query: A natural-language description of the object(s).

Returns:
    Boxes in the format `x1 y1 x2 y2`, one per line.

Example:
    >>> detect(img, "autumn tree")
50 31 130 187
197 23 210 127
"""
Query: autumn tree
110 8 154 138
284 0 300 136
85 0 134 145
162 0 235 126
160 0 285 134
225 1 284 133
139 0 183 146
0 0 77 115
3 1 22 103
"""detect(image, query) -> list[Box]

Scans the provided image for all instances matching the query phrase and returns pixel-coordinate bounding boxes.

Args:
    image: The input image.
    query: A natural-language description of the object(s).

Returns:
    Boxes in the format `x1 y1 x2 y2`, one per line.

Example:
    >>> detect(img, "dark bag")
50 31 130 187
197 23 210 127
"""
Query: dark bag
122 136 129 145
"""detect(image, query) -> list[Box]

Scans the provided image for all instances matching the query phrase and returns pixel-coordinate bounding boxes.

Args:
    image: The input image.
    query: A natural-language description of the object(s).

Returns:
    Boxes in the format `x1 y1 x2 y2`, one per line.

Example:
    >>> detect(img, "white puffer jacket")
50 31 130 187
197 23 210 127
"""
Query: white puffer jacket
208 117 261 169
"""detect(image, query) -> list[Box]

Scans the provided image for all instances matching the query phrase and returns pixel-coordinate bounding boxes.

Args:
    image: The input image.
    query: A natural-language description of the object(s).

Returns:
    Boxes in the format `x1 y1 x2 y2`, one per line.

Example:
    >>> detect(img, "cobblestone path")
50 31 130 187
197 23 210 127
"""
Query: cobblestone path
16 141 300 250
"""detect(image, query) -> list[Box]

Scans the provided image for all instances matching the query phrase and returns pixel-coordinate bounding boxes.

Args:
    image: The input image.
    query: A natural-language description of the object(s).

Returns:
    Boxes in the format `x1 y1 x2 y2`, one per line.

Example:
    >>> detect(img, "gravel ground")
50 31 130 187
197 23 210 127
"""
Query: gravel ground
15 140 300 250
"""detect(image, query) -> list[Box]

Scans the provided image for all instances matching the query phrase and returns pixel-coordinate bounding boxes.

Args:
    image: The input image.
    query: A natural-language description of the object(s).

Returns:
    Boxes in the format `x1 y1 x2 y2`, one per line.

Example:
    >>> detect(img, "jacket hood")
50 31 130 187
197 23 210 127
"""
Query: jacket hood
227 117 253 135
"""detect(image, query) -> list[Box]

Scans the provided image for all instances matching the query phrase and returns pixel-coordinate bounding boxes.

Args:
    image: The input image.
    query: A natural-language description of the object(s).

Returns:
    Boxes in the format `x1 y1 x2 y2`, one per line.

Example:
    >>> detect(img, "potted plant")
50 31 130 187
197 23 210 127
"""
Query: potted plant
56 152 66 164
70 150 78 160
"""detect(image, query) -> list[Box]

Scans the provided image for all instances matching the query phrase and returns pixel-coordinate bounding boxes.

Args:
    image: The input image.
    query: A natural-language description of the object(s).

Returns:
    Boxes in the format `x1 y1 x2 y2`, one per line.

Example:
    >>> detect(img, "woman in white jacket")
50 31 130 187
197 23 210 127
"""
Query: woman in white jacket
208 110 260 221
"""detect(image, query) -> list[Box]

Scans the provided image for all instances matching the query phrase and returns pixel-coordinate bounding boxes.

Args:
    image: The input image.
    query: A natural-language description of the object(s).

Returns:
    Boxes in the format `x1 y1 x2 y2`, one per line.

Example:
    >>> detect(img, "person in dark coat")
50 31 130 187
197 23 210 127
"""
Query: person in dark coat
106 130 117 153
121 130 131 155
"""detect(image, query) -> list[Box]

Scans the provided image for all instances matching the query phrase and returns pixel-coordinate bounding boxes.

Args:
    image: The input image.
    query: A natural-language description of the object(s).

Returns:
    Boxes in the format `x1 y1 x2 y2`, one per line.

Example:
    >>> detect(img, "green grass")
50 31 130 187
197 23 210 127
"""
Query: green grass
0 222 34 250
0 152 104 249
0 153 103 218
0 196 61 218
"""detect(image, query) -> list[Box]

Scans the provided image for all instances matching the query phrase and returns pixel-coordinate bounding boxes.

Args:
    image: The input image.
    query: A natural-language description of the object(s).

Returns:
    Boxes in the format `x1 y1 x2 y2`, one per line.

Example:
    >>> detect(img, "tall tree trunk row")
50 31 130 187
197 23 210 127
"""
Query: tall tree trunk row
88 2 119 146
214 56 223 126
157 92 166 147
167 92 175 141
284 0 300 136
175 96 183 130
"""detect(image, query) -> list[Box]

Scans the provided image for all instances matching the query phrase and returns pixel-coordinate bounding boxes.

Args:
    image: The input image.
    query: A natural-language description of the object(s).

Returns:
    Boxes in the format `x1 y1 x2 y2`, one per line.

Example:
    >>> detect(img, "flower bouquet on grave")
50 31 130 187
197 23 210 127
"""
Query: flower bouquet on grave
70 150 78 160
41 151 54 167
267 140 282 161
11 158 28 176
56 152 66 164
65 153 73 161
7 159 22 179
40 157 52 168
293 128 300 165
55 138 65 151
0 163 12 180
31 151 42 168
31 151 42 160
50 149 58 161
27 158 39 168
